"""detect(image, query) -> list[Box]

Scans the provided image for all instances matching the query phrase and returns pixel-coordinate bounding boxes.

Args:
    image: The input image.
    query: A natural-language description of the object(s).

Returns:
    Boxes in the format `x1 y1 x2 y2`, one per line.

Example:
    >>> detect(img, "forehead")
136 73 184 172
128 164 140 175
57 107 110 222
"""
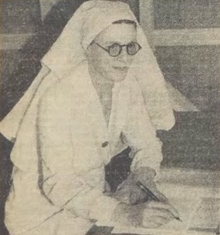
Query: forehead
95 23 137 44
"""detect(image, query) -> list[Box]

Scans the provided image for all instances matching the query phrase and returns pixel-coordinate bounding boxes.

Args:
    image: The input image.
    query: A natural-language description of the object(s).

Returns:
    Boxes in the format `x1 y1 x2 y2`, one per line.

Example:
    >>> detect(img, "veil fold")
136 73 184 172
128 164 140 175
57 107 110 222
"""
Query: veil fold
0 0 175 142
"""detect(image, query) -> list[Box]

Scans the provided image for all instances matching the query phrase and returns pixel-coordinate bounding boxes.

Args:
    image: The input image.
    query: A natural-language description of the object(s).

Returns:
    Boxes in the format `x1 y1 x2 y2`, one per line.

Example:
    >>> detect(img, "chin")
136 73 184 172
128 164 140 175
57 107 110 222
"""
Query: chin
108 71 128 83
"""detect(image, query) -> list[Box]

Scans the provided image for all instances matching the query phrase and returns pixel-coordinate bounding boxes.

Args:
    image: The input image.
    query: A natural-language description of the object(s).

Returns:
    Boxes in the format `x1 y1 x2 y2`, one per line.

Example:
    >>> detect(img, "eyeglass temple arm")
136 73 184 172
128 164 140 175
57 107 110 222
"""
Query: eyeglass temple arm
94 42 109 52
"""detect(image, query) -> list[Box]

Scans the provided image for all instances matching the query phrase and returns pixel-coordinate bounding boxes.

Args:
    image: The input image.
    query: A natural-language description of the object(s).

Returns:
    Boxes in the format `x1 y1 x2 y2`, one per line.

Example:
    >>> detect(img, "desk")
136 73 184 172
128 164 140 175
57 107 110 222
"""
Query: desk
87 226 113 235
87 226 220 235
88 168 220 235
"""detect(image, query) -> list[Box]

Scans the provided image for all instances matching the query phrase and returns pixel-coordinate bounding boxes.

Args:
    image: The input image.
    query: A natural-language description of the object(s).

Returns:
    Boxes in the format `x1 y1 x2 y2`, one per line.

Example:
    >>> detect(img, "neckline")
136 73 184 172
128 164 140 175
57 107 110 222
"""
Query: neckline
86 63 123 131
70 61 123 135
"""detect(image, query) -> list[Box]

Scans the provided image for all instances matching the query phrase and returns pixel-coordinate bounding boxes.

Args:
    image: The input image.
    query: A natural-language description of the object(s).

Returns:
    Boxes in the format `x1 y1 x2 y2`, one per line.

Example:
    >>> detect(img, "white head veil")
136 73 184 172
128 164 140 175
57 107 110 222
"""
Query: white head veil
0 0 175 142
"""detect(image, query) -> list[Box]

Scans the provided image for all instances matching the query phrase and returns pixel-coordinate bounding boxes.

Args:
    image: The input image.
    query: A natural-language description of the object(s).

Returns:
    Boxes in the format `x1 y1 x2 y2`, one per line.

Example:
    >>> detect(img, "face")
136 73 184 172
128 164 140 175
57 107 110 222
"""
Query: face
86 23 137 83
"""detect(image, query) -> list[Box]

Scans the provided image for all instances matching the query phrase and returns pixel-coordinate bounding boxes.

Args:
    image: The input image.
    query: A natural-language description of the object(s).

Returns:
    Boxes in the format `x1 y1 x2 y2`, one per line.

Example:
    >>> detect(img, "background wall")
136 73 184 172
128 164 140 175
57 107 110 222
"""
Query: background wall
141 0 220 171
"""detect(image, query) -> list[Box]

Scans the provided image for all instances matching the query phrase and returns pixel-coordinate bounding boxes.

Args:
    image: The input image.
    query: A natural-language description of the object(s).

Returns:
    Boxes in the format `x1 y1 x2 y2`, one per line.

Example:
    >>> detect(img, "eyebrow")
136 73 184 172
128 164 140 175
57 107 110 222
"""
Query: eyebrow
103 40 137 45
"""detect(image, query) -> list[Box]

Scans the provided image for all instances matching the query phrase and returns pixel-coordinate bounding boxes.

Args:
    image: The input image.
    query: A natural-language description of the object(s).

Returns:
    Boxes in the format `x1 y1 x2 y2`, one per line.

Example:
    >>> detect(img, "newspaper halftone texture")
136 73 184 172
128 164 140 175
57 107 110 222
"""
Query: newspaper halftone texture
1 1 220 235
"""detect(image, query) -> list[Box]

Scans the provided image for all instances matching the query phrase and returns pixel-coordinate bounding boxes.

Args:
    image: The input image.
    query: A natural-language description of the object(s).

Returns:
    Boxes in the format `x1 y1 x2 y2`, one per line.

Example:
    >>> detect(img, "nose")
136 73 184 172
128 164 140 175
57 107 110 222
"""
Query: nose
117 47 129 64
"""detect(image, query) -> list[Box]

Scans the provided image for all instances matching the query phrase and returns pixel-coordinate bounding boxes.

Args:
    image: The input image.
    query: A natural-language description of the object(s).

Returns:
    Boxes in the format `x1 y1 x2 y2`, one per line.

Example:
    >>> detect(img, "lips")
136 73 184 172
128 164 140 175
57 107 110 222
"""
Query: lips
113 66 129 72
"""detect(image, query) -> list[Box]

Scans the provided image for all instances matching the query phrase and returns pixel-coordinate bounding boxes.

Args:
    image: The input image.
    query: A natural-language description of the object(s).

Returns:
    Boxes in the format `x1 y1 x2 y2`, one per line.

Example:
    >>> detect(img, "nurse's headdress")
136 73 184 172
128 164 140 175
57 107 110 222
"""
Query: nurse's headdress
0 0 175 141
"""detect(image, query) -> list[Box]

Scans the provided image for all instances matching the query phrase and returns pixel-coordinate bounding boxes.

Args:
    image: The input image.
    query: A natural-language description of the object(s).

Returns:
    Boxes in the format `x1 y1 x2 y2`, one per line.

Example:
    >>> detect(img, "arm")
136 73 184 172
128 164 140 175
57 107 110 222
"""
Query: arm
38 85 91 208
114 85 164 205
122 86 163 177
38 84 119 221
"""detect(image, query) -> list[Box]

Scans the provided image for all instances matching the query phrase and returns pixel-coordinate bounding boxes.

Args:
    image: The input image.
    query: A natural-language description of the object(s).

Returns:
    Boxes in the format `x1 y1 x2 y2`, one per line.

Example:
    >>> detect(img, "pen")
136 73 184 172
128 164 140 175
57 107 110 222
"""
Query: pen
136 181 182 222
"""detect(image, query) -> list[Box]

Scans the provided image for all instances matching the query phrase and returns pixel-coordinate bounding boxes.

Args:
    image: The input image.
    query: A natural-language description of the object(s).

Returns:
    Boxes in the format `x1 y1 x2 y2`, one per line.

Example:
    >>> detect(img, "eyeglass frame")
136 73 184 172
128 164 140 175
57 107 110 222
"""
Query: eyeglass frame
93 41 142 57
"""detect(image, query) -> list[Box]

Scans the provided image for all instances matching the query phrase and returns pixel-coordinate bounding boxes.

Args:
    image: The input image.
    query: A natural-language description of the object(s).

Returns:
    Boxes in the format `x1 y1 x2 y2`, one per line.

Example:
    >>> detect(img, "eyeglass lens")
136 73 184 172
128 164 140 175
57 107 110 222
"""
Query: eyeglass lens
109 43 141 57
109 44 121 57
127 43 141 55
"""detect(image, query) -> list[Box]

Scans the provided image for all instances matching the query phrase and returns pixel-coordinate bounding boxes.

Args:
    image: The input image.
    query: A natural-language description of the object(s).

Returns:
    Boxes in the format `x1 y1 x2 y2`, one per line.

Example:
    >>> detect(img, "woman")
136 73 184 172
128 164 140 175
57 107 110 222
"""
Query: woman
1 1 177 235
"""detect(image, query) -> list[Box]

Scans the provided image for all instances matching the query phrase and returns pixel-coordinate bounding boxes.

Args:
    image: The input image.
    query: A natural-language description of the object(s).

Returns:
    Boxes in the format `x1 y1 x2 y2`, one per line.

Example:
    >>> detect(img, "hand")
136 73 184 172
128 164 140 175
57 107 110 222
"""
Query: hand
141 201 179 228
113 181 149 205
111 200 179 229
113 167 167 205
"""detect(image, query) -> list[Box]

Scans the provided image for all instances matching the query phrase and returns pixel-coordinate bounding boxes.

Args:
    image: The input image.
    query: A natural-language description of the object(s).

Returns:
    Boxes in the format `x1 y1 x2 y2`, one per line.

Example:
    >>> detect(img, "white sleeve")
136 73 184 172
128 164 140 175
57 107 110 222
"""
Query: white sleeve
122 86 163 176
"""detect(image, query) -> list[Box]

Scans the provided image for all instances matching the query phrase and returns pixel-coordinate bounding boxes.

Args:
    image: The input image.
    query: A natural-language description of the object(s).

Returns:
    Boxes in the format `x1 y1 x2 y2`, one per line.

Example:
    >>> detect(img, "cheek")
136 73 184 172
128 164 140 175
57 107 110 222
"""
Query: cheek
94 54 114 73
91 49 106 65
127 56 135 65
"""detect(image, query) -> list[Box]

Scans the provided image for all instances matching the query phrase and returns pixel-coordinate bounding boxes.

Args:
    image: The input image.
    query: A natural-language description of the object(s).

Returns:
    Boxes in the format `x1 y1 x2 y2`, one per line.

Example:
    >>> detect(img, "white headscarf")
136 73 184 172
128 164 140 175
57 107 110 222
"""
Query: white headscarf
0 0 175 142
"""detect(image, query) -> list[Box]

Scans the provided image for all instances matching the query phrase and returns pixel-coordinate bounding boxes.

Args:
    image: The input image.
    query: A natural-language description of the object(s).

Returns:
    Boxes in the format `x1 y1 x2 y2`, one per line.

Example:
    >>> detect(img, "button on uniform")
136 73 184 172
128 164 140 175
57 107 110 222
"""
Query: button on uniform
102 141 109 148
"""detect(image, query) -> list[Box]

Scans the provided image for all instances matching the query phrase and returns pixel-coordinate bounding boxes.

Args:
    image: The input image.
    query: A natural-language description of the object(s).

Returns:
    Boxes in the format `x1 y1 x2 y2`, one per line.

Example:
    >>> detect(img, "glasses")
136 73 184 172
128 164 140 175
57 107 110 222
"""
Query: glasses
94 42 142 57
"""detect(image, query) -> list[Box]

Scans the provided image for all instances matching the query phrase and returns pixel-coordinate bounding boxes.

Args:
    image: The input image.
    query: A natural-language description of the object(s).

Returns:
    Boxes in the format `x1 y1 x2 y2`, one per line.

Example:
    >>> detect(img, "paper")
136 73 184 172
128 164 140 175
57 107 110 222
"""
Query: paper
97 197 202 235
112 227 214 235
111 197 220 235
190 197 220 230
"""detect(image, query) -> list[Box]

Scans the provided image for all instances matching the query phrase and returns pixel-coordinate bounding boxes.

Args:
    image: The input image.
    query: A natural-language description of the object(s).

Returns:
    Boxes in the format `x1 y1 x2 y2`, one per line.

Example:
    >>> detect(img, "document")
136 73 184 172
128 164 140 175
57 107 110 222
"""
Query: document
190 197 220 230
97 197 219 235
111 197 201 234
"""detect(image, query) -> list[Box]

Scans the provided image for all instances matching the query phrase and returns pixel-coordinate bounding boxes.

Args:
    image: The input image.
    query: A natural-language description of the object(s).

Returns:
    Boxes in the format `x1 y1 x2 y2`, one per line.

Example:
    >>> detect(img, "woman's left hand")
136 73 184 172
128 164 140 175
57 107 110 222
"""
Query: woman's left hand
113 179 148 205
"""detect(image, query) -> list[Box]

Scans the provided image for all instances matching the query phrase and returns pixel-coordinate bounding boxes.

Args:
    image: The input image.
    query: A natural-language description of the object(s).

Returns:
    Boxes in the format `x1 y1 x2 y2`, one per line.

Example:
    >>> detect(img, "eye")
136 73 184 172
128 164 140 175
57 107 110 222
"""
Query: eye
108 43 121 57
127 42 141 55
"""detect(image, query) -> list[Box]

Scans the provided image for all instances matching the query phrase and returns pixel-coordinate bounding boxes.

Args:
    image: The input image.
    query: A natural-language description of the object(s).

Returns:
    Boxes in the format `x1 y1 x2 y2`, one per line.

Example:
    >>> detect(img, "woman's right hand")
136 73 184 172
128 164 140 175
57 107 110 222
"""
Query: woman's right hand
112 200 179 229
141 201 179 228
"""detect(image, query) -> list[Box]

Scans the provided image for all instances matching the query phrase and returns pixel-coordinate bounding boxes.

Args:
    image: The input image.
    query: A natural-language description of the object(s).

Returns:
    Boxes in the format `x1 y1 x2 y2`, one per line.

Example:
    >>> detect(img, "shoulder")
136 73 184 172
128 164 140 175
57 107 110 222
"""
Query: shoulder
41 61 88 102
42 62 84 102
38 75 74 118
39 62 89 112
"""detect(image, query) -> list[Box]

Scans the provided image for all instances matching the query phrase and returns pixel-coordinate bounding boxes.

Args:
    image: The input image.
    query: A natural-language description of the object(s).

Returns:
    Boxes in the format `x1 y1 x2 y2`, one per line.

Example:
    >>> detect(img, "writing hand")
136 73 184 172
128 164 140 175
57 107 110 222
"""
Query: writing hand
142 201 180 228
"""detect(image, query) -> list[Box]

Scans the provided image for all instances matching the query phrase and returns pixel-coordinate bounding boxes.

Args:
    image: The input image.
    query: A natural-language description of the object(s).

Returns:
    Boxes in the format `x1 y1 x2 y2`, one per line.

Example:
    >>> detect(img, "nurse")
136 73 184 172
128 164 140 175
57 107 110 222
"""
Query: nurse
1 1 177 235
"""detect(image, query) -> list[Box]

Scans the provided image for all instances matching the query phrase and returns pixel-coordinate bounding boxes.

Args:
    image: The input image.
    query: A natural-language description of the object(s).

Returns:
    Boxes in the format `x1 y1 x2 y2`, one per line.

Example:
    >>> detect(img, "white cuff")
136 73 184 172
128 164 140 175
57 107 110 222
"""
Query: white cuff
130 149 162 181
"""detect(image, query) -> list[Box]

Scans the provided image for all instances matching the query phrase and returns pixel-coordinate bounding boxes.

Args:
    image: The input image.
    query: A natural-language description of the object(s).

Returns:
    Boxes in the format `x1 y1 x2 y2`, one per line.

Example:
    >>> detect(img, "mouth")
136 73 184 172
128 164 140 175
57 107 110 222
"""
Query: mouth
112 66 129 72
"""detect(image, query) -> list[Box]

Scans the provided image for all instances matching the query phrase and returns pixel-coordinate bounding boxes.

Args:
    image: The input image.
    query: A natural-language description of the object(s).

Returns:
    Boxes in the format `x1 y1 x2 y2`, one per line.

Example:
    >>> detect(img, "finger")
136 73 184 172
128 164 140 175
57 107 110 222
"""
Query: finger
166 202 180 219
151 208 176 221
146 201 174 213
113 192 130 204
130 187 149 205
130 192 146 205
117 182 127 190
142 214 172 229
146 201 169 208
142 220 163 229
143 208 174 221
150 215 173 225
146 201 180 219
116 183 131 192
116 178 134 190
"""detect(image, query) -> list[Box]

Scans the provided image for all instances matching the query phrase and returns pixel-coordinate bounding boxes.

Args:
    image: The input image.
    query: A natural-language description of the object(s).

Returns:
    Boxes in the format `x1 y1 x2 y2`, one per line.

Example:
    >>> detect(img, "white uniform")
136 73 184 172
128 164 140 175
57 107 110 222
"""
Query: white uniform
4 62 163 235
1 2 175 234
